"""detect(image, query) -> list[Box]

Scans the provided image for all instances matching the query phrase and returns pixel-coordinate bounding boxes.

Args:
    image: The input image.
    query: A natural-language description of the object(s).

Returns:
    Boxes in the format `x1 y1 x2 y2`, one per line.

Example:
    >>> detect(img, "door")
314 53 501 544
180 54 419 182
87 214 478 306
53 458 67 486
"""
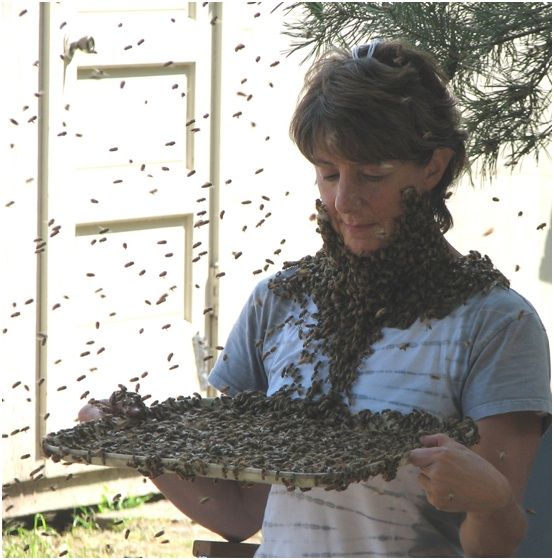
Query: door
33 1 214 482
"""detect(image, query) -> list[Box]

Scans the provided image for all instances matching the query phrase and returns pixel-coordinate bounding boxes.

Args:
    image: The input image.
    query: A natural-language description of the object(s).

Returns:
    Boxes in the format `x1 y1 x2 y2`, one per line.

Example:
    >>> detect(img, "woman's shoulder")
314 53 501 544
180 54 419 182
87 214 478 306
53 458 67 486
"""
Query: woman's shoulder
465 286 541 318
458 286 548 338
250 266 301 299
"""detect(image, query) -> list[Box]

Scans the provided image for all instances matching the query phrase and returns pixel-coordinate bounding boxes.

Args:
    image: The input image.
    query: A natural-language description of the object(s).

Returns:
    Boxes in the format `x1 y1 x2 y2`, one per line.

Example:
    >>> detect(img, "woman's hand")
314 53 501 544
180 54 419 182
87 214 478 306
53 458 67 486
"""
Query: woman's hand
407 433 513 514
77 399 109 422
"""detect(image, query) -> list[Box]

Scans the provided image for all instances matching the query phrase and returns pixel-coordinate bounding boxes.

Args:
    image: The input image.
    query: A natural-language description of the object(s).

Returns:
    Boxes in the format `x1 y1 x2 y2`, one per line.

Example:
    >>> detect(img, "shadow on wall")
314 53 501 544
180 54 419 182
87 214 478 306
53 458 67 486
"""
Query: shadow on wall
539 219 552 283
517 428 552 558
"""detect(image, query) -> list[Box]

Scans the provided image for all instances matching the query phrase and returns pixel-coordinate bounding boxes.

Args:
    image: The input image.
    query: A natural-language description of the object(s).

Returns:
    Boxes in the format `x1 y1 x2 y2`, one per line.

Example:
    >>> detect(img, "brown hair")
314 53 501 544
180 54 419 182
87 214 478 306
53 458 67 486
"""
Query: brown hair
290 40 468 232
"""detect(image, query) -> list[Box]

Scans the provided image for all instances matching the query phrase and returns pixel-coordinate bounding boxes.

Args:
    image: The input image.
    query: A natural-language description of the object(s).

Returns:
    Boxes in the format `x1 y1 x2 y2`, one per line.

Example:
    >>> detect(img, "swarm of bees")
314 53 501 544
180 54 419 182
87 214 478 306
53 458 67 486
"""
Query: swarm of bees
269 189 510 400
42 388 479 491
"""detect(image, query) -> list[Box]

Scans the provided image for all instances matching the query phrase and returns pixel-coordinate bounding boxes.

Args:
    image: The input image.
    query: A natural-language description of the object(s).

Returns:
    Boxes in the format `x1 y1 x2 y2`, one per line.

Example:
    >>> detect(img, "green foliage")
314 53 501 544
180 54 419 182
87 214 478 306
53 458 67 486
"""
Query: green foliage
2 492 157 557
284 2 552 177
71 506 99 530
97 490 156 512
2 513 59 558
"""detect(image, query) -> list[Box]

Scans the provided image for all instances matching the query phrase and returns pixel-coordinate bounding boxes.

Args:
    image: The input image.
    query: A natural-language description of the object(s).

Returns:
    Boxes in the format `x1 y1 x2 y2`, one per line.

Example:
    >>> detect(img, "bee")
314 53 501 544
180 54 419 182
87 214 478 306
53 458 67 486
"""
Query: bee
375 308 387 319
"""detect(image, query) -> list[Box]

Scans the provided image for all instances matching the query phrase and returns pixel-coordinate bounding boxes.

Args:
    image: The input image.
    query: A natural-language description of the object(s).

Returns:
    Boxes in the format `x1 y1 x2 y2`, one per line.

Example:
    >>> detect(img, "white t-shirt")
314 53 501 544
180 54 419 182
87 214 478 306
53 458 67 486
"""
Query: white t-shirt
208 274 551 557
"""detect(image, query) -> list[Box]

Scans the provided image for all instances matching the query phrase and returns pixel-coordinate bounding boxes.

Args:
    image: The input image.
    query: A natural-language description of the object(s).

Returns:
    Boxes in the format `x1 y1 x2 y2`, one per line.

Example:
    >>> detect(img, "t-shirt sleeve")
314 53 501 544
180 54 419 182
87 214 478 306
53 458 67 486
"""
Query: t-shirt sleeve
208 282 270 396
461 298 551 431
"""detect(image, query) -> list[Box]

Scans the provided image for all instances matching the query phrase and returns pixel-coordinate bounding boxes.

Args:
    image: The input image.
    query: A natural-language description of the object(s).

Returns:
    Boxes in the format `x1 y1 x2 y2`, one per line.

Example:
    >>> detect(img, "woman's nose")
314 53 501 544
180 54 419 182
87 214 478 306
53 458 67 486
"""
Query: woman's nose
335 175 363 214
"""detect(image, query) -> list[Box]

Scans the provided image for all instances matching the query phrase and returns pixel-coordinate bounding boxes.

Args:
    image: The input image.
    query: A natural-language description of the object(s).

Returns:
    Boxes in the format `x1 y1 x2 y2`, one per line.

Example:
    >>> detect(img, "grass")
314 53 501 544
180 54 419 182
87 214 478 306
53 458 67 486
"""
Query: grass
1 492 207 558
2 513 60 558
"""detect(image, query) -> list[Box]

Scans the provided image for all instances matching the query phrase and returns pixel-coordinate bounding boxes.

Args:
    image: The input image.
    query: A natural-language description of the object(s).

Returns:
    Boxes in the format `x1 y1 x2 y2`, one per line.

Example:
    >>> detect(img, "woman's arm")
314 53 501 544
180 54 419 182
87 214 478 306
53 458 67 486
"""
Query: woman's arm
459 412 542 557
152 474 270 542
78 399 270 542
408 411 543 557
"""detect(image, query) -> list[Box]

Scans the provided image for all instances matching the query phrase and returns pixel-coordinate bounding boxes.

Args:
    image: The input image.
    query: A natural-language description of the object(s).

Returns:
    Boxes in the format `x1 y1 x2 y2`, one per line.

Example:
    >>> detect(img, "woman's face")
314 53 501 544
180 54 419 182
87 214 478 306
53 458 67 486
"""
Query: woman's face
314 151 444 256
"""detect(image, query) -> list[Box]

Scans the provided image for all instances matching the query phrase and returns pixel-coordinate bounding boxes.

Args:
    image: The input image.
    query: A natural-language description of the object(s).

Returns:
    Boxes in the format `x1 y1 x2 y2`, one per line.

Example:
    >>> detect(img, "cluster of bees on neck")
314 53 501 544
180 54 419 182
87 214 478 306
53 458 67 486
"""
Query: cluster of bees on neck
269 188 510 402
43 388 479 491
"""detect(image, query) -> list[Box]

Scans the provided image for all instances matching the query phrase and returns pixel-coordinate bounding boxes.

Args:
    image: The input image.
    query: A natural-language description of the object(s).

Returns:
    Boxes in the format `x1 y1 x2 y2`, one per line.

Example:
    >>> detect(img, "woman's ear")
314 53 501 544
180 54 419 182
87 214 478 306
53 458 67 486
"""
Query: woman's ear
421 148 454 191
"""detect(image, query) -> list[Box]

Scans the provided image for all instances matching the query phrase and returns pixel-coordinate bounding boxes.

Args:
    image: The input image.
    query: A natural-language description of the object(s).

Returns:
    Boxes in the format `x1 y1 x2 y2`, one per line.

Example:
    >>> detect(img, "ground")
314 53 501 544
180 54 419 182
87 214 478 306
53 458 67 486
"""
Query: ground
2 496 262 558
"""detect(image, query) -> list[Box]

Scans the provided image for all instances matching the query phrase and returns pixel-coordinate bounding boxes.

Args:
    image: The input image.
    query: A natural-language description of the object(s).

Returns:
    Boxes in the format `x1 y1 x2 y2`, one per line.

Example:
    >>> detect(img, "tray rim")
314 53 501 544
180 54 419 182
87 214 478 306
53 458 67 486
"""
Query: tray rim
41 440 389 488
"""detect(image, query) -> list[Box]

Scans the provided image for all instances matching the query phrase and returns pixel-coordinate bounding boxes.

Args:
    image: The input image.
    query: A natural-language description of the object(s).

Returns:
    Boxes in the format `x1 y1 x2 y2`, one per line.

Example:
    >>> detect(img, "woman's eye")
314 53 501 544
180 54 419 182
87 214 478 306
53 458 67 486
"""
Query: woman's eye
323 173 339 181
362 174 384 182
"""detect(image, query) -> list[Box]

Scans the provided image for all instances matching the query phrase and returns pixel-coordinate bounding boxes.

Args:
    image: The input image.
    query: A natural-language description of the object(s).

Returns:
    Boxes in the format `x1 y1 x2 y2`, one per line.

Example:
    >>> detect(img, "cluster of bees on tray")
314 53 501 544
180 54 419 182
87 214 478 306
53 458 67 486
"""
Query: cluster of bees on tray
42 387 480 491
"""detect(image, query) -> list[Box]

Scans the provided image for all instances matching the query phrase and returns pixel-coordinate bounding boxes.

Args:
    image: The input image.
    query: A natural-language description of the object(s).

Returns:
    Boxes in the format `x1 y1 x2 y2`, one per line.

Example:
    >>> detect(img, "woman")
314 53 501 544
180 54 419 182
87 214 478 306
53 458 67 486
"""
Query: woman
209 38 551 557
81 39 551 557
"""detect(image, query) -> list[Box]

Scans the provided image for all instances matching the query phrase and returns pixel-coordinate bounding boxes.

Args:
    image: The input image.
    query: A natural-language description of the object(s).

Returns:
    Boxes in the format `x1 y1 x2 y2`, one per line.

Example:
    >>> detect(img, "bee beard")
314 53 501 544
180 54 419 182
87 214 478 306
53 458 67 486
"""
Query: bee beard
269 188 508 400
315 188 454 306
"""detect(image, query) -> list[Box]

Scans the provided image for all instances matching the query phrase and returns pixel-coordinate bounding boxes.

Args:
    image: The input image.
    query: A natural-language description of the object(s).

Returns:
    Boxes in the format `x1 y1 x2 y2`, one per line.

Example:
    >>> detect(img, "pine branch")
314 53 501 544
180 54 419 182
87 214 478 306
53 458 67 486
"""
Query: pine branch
283 2 552 178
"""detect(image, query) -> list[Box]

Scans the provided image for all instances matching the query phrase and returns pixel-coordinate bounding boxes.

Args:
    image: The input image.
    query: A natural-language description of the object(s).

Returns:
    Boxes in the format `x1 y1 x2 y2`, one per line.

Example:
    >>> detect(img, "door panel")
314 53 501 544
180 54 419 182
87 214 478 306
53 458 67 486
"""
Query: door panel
41 1 212 479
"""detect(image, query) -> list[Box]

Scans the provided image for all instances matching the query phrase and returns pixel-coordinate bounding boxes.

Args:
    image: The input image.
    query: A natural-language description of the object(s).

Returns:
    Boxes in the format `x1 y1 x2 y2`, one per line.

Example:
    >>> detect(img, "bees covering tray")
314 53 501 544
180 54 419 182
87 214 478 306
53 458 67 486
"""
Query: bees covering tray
42 390 479 491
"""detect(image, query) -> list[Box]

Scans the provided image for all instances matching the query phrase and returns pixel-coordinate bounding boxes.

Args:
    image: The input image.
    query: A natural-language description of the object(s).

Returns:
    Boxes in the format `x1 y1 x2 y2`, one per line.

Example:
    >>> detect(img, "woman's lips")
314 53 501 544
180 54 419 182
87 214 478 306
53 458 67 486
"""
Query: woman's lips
342 222 376 232
341 222 387 239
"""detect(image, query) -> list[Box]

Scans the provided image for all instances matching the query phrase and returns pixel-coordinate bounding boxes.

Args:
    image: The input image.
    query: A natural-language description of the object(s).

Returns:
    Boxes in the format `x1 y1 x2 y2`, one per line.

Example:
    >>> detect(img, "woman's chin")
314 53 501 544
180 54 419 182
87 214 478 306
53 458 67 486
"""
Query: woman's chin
344 239 385 257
